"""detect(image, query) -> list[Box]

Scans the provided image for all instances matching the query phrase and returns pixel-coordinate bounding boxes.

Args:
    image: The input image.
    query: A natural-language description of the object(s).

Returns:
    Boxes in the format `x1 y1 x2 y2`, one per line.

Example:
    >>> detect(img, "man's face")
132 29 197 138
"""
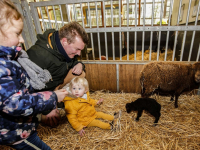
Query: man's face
61 36 85 58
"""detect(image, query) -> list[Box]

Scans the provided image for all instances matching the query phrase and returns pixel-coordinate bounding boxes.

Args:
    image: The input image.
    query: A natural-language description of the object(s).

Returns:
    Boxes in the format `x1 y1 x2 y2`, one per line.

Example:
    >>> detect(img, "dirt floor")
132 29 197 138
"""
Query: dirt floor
1 91 200 150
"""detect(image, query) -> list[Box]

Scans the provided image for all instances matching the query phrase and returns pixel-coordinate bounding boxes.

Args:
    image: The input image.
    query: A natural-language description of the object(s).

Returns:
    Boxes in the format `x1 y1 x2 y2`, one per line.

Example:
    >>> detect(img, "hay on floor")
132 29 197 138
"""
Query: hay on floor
1 91 200 150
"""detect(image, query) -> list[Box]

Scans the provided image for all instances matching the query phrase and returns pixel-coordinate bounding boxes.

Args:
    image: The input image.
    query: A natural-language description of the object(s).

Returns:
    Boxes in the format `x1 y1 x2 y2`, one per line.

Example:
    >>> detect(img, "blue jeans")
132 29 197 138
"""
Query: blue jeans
10 132 51 150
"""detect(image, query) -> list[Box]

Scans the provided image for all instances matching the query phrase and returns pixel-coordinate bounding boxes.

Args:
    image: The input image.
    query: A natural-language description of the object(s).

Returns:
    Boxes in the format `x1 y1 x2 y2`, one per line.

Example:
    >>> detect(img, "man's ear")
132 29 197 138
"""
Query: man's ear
61 37 68 46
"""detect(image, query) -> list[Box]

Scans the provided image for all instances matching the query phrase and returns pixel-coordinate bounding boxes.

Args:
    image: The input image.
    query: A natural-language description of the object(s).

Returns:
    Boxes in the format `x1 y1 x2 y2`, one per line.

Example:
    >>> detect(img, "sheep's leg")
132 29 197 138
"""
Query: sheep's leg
174 94 180 108
135 110 143 121
170 94 174 101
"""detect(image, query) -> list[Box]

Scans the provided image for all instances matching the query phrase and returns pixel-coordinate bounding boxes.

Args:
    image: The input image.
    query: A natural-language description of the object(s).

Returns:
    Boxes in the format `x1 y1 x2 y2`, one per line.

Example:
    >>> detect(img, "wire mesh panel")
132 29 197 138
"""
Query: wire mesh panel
22 0 200 62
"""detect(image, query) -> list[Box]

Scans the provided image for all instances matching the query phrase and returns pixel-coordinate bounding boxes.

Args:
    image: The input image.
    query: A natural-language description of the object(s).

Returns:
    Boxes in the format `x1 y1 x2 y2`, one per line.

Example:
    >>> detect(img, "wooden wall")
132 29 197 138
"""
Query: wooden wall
85 63 144 93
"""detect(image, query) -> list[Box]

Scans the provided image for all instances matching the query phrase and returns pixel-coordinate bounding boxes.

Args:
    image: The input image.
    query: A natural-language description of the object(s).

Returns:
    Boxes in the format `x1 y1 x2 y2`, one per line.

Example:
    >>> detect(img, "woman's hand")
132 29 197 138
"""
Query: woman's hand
54 89 68 102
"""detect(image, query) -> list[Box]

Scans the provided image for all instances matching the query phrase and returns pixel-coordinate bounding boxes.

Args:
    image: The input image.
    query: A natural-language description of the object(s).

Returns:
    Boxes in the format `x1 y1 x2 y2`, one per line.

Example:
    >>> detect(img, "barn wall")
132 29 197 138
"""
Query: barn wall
85 63 144 93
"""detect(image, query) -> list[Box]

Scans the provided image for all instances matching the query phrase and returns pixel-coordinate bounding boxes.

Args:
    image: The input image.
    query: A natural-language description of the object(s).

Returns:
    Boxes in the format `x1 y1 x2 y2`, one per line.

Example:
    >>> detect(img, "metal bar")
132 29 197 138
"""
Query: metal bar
134 0 137 61
82 60 196 65
126 0 129 60
90 33 95 60
88 2 92 28
39 7 46 31
21 0 37 45
45 6 52 29
119 0 122 60
119 0 121 27
59 5 64 26
126 0 129 27
142 0 146 61
157 31 161 61
84 25 200 32
112 32 115 60
116 64 119 92
103 1 108 60
180 0 192 61
127 32 129 60
65 4 70 22
30 0 120 6
188 0 200 61
95 2 101 60
149 0 155 61
29 3 42 34
119 32 122 60
172 31 178 61
104 32 108 60
164 0 173 61
95 2 99 27
80 3 85 28
197 43 200 62
52 5 58 30
73 4 77 21
111 0 114 27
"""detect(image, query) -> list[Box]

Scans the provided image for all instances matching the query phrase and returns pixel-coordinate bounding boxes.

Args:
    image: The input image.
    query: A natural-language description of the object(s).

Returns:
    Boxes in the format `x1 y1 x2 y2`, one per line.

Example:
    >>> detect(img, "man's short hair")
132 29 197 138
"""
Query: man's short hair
59 21 89 45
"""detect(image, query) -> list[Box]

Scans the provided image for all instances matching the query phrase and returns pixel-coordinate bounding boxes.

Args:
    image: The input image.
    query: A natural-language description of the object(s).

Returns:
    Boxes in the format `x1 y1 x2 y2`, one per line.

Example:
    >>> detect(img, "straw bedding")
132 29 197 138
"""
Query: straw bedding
1 91 200 150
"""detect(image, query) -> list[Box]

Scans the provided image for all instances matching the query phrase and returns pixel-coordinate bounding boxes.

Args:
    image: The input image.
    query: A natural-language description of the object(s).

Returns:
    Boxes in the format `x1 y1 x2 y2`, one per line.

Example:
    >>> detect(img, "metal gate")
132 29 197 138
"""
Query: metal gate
19 0 200 63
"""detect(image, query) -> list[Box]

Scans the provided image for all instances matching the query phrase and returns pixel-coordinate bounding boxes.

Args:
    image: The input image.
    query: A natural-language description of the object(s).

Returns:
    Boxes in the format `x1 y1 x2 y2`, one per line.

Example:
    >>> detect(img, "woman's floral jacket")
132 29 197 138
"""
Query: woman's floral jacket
0 46 57 145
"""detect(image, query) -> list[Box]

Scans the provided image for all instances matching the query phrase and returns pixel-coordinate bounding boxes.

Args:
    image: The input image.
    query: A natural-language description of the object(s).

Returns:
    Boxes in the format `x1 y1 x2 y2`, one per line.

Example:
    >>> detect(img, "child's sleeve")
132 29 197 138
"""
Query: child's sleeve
89 98 98 106
64 102 84 131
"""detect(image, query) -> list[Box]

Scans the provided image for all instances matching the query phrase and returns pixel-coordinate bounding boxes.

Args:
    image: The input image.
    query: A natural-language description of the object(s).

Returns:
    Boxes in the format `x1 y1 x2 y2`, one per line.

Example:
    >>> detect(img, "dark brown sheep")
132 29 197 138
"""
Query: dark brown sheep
140 61 200 108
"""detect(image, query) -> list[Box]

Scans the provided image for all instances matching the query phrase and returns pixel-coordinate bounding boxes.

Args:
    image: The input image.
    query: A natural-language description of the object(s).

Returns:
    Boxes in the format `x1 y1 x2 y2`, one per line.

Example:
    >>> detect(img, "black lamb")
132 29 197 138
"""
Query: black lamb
126 98 161 125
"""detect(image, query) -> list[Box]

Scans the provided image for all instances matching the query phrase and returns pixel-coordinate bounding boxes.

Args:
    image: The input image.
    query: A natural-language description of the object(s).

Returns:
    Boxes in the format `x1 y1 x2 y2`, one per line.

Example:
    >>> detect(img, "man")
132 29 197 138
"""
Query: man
27 21 89 127
27 21 89 91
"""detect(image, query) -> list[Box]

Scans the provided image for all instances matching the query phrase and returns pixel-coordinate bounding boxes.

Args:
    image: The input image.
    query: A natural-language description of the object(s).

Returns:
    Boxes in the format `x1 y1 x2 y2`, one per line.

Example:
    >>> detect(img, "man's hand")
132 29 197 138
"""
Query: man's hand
54 89 68 102
41 109 60 127
72 63 83 75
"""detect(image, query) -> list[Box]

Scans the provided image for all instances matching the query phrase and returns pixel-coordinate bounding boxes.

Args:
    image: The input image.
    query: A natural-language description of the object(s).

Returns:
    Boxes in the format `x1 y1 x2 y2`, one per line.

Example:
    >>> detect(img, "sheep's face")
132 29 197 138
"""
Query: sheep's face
193 62 200 83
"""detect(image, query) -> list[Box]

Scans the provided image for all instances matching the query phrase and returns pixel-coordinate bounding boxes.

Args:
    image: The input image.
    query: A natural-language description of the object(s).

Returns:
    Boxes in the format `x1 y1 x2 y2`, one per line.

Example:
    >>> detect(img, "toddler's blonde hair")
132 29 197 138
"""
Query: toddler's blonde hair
69 77 89 92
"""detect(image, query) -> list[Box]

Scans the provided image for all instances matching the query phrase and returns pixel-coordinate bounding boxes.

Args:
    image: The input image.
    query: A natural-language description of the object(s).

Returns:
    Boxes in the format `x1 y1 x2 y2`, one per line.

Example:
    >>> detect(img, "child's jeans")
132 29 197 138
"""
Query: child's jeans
87 112 114 129
10 132 51 150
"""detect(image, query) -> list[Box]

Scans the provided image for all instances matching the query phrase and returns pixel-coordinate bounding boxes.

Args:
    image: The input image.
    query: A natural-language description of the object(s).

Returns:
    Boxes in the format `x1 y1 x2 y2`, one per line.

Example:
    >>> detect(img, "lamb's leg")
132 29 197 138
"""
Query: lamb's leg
153 112 161 124
135 110 143 121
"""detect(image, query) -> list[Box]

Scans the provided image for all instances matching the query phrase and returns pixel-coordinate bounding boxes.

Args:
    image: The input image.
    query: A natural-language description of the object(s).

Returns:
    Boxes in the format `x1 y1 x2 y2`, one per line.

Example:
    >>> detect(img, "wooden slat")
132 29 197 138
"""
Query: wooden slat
119 64 143 93
85 63 144 93
85 64 117 92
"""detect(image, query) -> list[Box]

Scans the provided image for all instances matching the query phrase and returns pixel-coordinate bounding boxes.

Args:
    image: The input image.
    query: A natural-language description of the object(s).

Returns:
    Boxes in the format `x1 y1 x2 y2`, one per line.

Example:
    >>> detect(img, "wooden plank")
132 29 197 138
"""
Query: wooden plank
85 64 117 92
119 64 144 93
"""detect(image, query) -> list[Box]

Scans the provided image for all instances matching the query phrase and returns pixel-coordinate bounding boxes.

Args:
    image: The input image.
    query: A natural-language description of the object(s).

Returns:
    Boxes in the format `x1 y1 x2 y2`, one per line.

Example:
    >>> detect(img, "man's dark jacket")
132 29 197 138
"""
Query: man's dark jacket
27 29 84 91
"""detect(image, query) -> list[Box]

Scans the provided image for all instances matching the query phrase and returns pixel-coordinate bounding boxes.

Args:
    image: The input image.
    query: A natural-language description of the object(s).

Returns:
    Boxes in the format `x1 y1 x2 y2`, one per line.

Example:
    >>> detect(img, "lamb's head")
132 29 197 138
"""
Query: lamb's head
126 102 137 113
192 62 200 83
126 103 132 113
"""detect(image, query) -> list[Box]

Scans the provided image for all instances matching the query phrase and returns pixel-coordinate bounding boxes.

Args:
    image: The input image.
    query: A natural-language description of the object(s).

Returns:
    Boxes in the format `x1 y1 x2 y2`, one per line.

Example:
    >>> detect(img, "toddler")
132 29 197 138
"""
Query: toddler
0 0 68 149
64 77 121 136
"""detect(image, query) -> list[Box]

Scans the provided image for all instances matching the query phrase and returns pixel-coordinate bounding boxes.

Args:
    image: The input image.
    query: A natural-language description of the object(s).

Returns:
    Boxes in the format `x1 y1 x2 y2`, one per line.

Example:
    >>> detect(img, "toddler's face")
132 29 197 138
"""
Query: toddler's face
0 18 24 47
71 83 86 97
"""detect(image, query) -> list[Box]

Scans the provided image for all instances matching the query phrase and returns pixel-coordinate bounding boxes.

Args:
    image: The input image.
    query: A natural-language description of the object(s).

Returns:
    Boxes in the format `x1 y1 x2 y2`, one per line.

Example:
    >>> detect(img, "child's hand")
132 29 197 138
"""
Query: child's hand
54 89 68 102
78 127 86 136
97 98 104 105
